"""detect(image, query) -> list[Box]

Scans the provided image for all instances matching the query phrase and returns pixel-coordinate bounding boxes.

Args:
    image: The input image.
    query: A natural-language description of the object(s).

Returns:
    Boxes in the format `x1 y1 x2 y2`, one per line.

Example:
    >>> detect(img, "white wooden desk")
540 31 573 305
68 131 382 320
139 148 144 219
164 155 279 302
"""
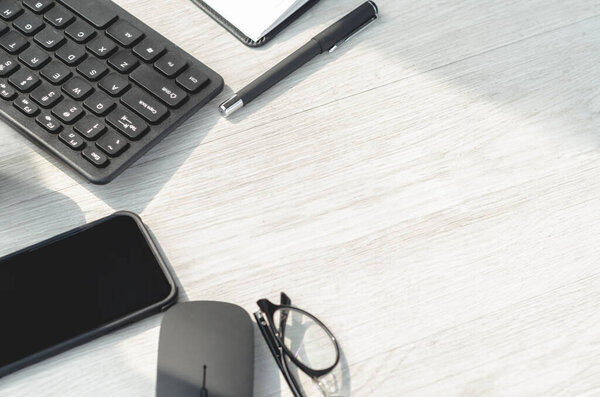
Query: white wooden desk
2 0 600 395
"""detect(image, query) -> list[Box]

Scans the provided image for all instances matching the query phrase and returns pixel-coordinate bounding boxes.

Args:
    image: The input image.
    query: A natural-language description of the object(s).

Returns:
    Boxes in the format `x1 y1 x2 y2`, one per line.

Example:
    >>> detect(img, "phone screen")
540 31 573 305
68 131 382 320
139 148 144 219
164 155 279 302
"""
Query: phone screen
0 214 175 373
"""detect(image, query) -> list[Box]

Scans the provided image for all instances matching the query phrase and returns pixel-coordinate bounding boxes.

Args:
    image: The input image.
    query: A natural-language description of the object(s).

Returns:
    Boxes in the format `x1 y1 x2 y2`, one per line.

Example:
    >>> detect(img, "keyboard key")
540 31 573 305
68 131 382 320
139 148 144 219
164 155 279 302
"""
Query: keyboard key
34 27 65 50
176 68 209 93
106 20 143 47
83 91 114 116
36 113 62 133
106 108 148 139
30 84 61 107
82 146 108 167
9 68 39 92
97 130 128 156
121 87 168 123
57 0 118 29
86 34 116 59
0 30 28 54
62 76 93 99
13 96 38 115
44 5 74 28
0 80 16 99
74 114 105 139
108 50 138 73
0 0 222 185
133 39 164 62
18 45 49 69
131 65 187 107
77 58 107 81
99 73 129 96
13 12 44 36
0 1 22 21
58 129 84 149
154 53 186 77
65 19 95 43
52 99 83 123
55 41 86 65
0 56 18 77
41 60 71 84
23 0 53 14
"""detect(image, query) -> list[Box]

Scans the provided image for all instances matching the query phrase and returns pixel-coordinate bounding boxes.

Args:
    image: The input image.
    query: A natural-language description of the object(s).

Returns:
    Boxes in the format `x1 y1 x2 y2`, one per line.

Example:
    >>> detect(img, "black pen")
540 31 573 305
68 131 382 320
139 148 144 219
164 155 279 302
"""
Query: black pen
219 1 379 117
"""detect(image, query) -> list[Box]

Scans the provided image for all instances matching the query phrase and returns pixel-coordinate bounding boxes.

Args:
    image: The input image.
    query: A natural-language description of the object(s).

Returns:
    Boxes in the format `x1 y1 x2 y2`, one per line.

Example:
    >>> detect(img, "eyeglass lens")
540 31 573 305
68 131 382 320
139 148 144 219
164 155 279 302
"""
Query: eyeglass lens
273 308 338 371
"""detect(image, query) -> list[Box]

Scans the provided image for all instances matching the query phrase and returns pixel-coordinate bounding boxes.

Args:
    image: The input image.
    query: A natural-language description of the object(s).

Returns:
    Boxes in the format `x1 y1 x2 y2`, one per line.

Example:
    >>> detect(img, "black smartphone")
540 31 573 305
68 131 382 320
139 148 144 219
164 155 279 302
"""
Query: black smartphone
0 212 178 378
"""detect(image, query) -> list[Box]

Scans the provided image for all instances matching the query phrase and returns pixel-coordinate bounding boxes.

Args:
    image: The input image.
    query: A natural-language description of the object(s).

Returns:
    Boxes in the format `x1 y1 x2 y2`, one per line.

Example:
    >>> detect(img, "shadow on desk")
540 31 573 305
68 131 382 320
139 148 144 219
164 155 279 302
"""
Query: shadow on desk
0 172 191 393
83 104 220 213
253 323 282 397
149 227 190 303
0 173 85 255
253 330 351 397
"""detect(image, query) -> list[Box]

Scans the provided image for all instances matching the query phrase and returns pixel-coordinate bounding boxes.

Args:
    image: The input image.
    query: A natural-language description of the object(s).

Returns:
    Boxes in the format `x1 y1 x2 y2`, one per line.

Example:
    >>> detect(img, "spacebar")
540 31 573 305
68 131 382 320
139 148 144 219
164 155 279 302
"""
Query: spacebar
57 0 118 29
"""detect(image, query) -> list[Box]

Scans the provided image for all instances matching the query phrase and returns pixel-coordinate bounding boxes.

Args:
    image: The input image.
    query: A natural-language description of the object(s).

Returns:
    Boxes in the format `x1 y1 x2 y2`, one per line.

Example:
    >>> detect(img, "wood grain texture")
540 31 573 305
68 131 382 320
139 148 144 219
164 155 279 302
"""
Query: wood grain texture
2 0 600 395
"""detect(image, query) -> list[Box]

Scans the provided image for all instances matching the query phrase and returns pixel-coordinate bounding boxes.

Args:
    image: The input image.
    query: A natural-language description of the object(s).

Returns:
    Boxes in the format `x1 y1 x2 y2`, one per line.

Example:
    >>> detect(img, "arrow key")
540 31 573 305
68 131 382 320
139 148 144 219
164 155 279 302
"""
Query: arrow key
97 130 128 156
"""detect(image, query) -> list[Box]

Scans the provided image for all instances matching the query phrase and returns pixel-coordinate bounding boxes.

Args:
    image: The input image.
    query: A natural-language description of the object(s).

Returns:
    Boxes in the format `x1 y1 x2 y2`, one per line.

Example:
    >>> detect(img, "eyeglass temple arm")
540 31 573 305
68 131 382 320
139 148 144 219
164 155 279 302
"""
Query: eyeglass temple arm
254 312 284 371
280 292 292 305
254 312 303 397
279 292 292 333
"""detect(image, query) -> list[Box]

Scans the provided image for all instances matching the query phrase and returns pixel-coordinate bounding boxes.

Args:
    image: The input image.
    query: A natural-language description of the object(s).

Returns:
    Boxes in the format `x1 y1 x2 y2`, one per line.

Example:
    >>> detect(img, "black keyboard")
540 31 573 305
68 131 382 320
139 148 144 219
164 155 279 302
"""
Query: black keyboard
0 0 223 184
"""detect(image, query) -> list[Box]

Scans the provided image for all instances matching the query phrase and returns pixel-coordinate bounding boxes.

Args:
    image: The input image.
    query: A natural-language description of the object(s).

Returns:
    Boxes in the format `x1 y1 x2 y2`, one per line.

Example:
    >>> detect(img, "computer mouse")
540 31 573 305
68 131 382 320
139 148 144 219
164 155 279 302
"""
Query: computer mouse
156 301 254 397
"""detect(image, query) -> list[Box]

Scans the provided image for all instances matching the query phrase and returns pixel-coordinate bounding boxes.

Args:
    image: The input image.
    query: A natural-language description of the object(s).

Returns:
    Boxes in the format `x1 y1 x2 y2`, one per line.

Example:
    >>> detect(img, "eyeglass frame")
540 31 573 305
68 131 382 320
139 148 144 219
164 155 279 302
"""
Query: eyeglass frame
254 292 341 397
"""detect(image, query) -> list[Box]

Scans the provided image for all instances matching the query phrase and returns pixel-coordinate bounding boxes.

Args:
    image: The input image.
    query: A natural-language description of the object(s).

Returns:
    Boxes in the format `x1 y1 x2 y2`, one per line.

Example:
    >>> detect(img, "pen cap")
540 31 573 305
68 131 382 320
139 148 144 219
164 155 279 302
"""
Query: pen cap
312 1 378 52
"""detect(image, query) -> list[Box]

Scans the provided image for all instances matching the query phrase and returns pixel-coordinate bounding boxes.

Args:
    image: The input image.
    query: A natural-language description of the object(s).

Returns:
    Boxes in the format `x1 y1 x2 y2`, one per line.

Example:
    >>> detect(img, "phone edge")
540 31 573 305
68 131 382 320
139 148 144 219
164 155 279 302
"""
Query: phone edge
0 211 179 379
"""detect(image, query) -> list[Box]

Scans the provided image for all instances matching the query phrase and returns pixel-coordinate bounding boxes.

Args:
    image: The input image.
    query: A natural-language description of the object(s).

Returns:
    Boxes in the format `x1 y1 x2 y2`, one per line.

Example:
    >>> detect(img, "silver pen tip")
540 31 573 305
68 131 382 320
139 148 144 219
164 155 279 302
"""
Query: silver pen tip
219 95 244 118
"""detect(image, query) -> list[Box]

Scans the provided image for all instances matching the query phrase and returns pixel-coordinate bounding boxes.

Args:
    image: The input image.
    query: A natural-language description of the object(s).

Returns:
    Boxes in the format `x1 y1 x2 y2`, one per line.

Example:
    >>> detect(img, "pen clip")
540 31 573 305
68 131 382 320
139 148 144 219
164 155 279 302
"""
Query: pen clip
329 5 378 53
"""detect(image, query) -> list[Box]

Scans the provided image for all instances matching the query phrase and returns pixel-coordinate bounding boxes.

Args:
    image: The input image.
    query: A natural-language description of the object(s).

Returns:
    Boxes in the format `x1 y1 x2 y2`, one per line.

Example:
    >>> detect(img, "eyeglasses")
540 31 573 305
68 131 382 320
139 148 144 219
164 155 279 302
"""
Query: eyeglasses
254 292 341 397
